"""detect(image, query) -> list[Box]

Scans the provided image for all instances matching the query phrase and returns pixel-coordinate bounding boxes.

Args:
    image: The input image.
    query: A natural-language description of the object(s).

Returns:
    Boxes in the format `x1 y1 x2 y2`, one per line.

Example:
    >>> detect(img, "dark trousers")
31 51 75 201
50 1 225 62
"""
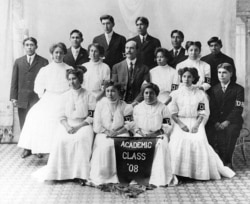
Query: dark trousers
206 123 241 164
18 105 32 130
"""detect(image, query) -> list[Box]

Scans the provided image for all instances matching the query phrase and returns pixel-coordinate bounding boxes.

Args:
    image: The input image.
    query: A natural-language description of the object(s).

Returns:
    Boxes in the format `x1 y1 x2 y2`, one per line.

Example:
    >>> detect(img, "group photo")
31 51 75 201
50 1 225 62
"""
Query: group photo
0 0 250 203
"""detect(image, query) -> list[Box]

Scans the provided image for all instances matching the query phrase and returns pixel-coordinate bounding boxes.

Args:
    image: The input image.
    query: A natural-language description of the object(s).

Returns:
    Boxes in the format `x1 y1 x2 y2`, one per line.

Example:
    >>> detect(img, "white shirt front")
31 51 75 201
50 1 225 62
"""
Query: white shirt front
105 31 113 45
71 47 80 60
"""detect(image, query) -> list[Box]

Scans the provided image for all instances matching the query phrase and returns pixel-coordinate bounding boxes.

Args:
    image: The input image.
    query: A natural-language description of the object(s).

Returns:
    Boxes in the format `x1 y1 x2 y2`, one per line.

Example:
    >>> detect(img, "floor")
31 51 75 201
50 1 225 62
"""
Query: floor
0 144 250 204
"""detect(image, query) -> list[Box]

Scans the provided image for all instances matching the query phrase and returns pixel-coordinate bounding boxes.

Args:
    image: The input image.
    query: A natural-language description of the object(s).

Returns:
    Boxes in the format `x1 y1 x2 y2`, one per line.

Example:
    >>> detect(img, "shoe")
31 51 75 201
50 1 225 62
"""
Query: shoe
21 149 31 158
36 154 43 158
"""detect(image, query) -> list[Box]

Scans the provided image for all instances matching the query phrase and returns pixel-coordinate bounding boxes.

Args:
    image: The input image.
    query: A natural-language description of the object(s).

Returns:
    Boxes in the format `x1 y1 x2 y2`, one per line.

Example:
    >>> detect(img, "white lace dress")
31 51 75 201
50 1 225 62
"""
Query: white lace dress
18 62 72 153
168 85 235 180
33 88 96 181
89 97 133 185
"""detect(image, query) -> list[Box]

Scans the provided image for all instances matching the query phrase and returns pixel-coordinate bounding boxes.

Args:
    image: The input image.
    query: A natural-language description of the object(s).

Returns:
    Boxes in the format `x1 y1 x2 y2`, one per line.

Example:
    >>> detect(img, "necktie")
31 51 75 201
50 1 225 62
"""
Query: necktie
28 57 32 65
142 36 146 44
222 86 226 93
174 50 178 57
74 50 79 60
129 62 134 80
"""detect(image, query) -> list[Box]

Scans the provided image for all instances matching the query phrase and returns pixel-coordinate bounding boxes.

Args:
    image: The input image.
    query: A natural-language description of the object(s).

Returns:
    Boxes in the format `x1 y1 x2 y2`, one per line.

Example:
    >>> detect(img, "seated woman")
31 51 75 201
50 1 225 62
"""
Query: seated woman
82 43 110 98
33 69 96 185
133 83 177 186
168 67 235 180
149 48 179 103
18 42 73 157
89 81 133 185
176 41 211 91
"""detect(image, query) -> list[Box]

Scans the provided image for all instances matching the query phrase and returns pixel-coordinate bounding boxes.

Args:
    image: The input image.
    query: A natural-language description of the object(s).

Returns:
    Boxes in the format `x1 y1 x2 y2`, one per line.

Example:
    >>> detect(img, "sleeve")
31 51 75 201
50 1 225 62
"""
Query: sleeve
168 91 179 115
171 69 179 91
93 100 105 133
201 63 211 91
103 64 111 81
226 86 244 123
85 93 97 125
132 106 140 132
10 60 18 100
58 94 67 121
197 91 210 124
111 64 118 83
34 67 46 98
209 89 220 124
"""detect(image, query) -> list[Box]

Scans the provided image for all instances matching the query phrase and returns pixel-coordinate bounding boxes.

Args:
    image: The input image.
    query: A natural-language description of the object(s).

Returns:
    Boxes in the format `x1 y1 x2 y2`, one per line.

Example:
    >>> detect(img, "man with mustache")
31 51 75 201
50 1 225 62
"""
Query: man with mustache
112 40 150 105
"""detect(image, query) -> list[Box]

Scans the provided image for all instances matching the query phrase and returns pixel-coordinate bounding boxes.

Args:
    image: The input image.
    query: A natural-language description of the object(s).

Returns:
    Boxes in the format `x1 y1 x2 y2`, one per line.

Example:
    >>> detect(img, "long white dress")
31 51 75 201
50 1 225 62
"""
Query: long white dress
18 62 72 154
168 85 235 180
89 97 133 185
133 101 177 186
176 58 211 91
33 88 96 181
82 60 110 98
150 65 179 103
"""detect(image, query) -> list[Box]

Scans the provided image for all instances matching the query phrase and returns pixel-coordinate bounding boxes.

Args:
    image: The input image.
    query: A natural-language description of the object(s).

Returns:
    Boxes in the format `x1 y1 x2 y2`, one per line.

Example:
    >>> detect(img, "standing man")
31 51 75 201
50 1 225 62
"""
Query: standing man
169 30 187 68
201 37 236 87
63 29 89 69
10 37 49 129
128 17 161 69
112 40 150 104
206 63 244 168
93 14 126 69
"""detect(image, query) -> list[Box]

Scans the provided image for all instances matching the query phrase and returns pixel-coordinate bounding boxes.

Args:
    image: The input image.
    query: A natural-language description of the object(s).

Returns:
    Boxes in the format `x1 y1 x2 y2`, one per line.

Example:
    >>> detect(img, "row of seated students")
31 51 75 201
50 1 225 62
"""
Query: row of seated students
10 15 244 187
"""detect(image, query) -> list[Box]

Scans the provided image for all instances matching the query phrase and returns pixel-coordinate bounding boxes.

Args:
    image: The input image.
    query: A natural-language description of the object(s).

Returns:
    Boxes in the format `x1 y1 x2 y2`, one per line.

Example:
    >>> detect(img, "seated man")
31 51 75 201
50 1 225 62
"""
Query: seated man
206 63 244 167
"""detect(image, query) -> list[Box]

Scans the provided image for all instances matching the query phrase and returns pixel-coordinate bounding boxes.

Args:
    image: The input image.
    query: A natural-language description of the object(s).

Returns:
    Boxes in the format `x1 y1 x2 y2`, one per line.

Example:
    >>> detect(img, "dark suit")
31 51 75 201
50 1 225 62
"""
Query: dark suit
63 47 89 69
206 82 244 164
169 47 187 68
10 55 49 128
201 52 236 87
128 35 161 69
93 32 126 69
112 59 150 103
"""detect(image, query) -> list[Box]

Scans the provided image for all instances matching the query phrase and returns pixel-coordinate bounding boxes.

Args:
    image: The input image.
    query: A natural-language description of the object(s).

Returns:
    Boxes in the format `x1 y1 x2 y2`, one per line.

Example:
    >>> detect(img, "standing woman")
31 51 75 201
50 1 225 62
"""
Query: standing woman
149 48 179 103
33 69 96 185
168 67 235 180
82 43 110 98
176 41 211 91
89 81 133 185
18 42 72 157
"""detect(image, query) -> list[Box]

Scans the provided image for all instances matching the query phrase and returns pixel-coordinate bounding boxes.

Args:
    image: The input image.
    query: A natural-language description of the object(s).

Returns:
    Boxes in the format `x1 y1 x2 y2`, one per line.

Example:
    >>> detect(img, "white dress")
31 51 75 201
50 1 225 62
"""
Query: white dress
89 97 133 185
82 60 110 98
18 62 72 154
176 58 211 91
133 101 177 186
33 88 96 181
168 85 235 180
150 65 179 103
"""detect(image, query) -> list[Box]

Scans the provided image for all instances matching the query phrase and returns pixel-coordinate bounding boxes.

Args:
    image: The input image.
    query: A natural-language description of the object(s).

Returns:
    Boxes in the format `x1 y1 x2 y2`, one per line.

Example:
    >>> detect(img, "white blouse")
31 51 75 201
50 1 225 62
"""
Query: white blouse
82 61 110 98
176 58 211 91
34 62 72 98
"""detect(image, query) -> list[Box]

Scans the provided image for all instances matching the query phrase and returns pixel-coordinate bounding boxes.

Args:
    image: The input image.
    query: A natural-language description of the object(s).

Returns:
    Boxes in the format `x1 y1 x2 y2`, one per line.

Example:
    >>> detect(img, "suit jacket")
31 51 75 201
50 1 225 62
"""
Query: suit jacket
169 47 187 68
63 47 89 69
93 32 126 69
208 82 244 126
201 52 236 87
128 35 161 69
112 59 150 103
10 55 49 109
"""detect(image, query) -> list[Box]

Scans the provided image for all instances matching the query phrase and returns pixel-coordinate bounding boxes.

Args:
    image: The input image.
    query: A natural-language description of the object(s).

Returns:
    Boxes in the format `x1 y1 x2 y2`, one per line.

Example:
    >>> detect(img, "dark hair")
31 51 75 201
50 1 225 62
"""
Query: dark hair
23 37 38 46
217 63 233 73
135 16 149 27
178 67 200 84
66 69 84 84
154 47 172 62
100 14 115 25
49 42 67 54
88 43 105 57
207 36 222 47
70 29 83 39
141 83 160 97
171 30 184 39
125 39 138 50
185 41 201 52
103 81 124 97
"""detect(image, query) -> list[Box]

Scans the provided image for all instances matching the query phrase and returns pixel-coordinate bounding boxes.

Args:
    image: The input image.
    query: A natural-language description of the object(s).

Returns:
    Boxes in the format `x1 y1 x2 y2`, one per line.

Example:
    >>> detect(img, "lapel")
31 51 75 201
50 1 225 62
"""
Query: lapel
121 60 129 85
29 55 38 70
108 32 117 50
141 35 151 50
100 34 109 51
22 56 30 70
75 47 84 62
132 60 140 83
68 48 75 62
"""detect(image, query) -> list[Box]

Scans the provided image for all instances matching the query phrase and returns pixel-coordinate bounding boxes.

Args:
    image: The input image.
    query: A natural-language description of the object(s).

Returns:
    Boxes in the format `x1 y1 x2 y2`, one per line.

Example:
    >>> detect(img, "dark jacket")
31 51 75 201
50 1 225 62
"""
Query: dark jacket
63 47 89 69
169 47 187 68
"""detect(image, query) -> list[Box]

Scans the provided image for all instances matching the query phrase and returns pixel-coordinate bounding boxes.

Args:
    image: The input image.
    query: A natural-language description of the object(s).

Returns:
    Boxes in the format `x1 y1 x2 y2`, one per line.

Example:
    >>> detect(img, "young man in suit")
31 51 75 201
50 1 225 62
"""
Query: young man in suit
201 37 236 88
93 14 126 69
63 29 89 69
10 37 48 157
112 40 150 104
169 30 187 68
206 63 244 168
128 17 161 69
